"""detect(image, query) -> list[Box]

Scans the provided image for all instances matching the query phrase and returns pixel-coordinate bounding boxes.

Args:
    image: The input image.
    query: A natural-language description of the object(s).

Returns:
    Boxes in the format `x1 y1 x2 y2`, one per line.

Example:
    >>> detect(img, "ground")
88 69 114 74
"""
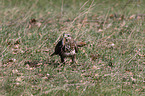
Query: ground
0 0 145 95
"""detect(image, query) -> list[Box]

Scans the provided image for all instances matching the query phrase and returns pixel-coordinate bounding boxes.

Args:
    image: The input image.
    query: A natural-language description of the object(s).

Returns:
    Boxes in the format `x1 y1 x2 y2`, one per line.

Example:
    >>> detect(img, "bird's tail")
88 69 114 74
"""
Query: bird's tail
50 52 56 56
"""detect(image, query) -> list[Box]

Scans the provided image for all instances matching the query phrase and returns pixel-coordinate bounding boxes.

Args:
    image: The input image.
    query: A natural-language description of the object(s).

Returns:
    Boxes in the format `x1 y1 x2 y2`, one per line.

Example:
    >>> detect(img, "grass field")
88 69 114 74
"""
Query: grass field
0 0 145 95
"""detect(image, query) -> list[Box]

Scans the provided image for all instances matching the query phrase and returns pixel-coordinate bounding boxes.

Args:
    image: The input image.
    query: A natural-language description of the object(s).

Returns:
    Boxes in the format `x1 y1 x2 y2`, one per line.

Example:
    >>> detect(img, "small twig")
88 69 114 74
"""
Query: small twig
97 31 116 42
0 45 11 56
43 82 94 94
79 0 89 10
38 39 49 49
122 0 132 10
61 0 64 16
103 8 110 27
127 49 140 64
73 0 95 40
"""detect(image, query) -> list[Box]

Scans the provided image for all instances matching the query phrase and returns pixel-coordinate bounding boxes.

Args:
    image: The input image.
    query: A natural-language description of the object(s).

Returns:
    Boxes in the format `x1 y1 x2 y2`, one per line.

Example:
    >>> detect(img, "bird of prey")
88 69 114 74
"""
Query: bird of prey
51 34 78 63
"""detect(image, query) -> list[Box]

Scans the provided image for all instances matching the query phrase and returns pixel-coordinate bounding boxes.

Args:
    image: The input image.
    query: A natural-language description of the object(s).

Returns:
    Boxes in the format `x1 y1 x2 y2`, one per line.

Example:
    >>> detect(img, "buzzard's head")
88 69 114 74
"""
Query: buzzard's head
62 34 72 45
63 33 72 39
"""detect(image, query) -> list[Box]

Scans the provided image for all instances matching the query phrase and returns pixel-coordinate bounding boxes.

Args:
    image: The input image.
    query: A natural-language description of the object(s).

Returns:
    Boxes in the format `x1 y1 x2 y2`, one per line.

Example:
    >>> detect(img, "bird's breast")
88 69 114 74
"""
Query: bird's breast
63 49 76 57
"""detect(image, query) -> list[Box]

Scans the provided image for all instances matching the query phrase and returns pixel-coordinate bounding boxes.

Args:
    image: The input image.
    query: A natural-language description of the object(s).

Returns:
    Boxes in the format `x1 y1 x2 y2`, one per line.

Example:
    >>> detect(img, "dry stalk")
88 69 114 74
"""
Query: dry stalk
43 82 94 94
79 0 89 10
127 49 140 64
54 0 95 43
74 0 95 40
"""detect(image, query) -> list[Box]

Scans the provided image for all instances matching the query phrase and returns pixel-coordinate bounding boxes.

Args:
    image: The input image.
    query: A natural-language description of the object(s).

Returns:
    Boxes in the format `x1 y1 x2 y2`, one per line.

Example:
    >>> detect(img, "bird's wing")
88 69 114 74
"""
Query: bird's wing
74 41 78 53
54 39 63 54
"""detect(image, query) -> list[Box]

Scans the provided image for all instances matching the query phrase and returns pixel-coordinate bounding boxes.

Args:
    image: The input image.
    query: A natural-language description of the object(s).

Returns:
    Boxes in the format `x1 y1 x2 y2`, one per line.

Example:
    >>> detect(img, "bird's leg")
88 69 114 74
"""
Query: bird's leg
60 56 65 63
57 56 65 67
58 56 65 67
71 55 76 64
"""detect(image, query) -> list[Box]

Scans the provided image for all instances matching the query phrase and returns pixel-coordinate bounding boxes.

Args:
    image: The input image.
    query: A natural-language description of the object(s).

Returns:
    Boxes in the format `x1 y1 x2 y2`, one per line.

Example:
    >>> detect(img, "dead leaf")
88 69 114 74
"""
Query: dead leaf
28 18 42 29
16 77 22 82
76 41 87 47
129 15 136 20
98 29 103 32
47 73 50 77
107 23 112 28
136 16 141 20
14 40 20 45
90 54 100 60
119 15 125 21
43 49 49 52
9 58 16 62
121 21 126 27
95 74 99 77
38 73 44 77
13 44 19 49
42 76 48 80
92 65 100 70
76 86 80 90
36 22 41 27
131 77 136 82
12 69 18 74
24 60 40 67
135 89 141 92
109 14 115 18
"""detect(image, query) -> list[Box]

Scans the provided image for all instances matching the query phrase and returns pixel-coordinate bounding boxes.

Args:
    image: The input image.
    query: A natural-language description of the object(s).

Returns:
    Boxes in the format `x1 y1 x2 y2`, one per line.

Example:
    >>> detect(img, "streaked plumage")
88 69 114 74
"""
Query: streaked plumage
51 34 78 63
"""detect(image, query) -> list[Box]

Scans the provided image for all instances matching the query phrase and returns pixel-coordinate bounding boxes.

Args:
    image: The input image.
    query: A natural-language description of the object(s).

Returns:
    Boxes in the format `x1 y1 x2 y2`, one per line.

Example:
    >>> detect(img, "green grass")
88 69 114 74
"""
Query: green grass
0 0 145 95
